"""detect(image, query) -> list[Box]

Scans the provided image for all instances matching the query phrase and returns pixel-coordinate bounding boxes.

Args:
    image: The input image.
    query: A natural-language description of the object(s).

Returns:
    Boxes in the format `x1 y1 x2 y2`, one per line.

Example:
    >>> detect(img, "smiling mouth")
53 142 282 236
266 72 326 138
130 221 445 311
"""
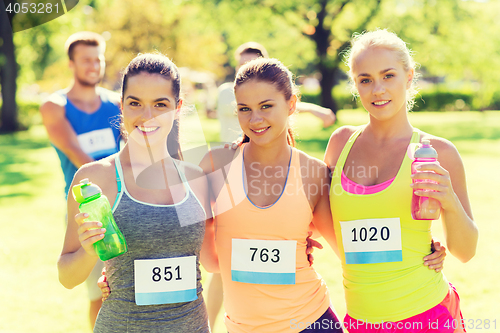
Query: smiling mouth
251 127 270 134
373 100 390 106
137 126 159 134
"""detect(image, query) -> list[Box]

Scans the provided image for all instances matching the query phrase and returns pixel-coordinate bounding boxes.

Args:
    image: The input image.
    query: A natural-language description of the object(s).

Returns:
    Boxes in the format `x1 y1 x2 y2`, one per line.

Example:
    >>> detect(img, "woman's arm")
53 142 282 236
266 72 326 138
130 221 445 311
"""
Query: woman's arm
200 217 219 273
411 138 478 263
300 155 340 258
184 161 220 273
57 165 108 289
310 185 340 259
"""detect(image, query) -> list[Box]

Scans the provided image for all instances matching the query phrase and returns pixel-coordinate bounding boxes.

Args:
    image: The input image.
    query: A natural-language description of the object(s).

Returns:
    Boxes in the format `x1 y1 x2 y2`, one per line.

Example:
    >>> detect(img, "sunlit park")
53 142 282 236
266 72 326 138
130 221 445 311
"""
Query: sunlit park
1 0 499 332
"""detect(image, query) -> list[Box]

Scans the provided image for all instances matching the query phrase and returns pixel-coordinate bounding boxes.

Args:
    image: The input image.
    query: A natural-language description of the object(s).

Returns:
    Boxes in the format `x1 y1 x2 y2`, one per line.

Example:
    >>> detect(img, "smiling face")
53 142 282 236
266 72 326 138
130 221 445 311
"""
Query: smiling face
70 44 105 87
353 46 414 121
121 72 179 147
235 79 295 147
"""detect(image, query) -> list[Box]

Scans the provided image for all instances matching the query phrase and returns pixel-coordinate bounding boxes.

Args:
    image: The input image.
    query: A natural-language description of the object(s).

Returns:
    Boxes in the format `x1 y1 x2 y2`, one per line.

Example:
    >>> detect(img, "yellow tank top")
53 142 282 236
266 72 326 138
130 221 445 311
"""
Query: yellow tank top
330 127 449 323
215 143 330 333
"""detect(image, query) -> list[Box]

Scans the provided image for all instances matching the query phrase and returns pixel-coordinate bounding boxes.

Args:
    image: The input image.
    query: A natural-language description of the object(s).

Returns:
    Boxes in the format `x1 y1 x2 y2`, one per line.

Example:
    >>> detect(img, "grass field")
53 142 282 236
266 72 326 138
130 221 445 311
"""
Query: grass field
0 110 498 333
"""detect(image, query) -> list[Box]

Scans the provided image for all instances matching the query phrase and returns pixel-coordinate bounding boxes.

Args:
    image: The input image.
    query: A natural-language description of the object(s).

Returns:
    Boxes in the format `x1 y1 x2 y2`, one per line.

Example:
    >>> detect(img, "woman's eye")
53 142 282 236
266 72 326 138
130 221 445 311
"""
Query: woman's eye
360 79 370 84
384 74 394 79
261 104 272 109
238 107 250 112
155 103 167 108
129 101 140 106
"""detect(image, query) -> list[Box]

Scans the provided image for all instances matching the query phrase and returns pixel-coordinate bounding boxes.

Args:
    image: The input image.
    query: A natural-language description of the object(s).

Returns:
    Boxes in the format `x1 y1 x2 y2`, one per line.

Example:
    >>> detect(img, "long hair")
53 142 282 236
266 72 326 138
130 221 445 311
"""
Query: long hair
121 53 183 160
234 58 298 147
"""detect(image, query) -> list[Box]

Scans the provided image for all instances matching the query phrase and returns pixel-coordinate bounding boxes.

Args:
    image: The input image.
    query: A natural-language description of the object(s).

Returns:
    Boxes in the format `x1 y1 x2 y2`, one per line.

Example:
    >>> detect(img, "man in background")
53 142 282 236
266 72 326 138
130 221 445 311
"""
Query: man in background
40 31 122 329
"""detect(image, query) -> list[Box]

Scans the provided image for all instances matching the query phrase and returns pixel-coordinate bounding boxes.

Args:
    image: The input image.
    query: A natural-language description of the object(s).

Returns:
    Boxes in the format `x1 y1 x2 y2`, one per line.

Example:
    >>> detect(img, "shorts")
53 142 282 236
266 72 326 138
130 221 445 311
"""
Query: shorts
300 307 344 332
344 284 466 333
85 259 105 301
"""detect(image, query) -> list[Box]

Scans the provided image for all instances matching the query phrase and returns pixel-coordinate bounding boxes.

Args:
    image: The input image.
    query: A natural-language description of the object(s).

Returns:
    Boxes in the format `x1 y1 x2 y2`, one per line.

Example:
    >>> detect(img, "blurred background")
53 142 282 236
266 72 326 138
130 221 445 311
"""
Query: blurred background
1 0 500 130
0 0 499 332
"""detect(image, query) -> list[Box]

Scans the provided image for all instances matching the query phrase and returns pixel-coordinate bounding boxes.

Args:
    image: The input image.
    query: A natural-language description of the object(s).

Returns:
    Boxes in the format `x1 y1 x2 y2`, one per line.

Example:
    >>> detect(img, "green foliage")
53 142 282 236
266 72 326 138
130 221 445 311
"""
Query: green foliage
8 0 500 126
374 0 500 111
414 88 474 112
301 88 359 110
301 84 500 112
0 99 41 128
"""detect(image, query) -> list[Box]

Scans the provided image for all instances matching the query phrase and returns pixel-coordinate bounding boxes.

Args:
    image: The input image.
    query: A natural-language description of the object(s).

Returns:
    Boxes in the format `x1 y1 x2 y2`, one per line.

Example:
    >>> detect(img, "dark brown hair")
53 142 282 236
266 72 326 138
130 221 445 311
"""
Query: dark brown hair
65 31 105 60
234 58 298 147
121 53 183 160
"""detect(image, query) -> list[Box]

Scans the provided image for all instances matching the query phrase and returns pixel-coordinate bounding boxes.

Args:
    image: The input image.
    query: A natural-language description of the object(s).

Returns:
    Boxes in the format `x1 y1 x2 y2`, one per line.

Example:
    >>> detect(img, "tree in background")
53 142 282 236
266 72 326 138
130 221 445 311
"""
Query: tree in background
4 0 500 133
0 3 19 132
210 0 385 114
374 0 500 111
84 0 227 85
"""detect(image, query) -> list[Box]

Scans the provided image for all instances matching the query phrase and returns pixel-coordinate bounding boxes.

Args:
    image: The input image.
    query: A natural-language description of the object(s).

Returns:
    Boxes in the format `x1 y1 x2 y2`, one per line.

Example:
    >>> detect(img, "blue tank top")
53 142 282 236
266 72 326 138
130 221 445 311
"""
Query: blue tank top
53 87 121 195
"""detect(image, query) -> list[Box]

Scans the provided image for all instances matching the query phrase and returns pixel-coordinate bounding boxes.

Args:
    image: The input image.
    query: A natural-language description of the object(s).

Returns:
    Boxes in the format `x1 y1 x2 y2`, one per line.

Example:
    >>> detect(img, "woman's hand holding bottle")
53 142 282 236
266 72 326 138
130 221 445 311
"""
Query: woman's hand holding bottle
75 212 106 257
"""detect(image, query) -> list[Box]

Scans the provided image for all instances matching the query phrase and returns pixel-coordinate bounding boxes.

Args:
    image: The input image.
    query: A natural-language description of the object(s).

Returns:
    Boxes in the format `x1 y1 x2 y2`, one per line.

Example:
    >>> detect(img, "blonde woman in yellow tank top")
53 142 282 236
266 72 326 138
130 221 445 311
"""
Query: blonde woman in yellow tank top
324 29 477 332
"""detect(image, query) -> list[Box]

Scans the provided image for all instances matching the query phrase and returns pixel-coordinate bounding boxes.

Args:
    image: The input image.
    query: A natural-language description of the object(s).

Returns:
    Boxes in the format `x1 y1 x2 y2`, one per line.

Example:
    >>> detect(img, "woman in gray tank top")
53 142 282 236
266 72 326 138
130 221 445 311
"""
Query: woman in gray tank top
57 53 218 332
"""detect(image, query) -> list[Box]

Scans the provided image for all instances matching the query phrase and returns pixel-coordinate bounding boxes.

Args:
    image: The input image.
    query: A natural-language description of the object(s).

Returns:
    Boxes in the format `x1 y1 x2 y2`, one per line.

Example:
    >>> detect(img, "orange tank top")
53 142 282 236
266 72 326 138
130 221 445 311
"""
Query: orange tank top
214 143 331 333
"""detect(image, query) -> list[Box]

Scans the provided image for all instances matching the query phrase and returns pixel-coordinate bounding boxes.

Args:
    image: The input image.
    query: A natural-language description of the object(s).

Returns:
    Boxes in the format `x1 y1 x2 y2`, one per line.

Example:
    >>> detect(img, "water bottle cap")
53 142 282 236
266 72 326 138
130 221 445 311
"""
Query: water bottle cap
414 139 438 158
72 178 102 203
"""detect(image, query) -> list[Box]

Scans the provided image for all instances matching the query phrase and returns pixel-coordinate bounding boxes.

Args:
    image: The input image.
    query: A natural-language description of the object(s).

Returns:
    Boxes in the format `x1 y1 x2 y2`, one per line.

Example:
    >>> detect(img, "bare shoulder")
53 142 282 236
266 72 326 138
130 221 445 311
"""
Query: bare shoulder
419 132 464 175
73 155 116 186
324 125 360 167
297 150 328 170
420 132 461 161
177 160 206 180
199 146 238 174
40 93 66 115
297 149 330 182
328 125 358 146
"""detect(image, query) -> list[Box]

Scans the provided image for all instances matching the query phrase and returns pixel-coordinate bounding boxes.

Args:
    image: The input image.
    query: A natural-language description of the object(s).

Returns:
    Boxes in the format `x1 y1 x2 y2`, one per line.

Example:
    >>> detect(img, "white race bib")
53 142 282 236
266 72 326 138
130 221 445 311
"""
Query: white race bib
134 256 197 305
231 239 296 285
77 128 116 158
340 218 402 264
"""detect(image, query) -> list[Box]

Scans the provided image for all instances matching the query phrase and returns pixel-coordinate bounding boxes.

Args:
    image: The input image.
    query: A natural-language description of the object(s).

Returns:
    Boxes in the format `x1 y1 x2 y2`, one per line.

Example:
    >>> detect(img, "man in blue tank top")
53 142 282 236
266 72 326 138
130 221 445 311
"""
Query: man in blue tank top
40 31 121 329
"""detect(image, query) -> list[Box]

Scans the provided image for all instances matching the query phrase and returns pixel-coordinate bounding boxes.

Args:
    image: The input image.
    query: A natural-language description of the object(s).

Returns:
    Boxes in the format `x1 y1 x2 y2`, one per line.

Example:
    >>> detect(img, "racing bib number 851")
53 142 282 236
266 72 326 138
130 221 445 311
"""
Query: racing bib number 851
134 256 197 305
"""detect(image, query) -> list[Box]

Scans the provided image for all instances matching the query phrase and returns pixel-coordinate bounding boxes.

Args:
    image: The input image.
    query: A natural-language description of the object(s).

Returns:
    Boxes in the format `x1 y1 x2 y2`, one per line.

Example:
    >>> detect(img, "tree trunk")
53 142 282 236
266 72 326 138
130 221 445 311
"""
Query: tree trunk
318 63 338 114
312 0 338 114
0 8 19 133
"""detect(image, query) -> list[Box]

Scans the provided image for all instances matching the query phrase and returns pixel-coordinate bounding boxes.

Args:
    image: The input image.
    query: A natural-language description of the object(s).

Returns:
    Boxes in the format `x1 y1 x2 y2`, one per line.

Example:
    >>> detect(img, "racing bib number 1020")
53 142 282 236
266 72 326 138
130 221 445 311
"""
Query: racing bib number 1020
340 218 402 264
231 239 296 285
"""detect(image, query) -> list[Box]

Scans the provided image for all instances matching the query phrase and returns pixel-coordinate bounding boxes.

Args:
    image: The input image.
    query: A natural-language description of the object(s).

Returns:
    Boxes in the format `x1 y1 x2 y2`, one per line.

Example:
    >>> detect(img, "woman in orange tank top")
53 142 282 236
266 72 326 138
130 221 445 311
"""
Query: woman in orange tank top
203 57 344 332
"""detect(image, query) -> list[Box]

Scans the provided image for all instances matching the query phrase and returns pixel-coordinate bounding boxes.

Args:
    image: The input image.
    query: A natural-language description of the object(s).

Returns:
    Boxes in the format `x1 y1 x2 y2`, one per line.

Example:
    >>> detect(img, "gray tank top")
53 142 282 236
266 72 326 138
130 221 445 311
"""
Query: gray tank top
94 155 209 333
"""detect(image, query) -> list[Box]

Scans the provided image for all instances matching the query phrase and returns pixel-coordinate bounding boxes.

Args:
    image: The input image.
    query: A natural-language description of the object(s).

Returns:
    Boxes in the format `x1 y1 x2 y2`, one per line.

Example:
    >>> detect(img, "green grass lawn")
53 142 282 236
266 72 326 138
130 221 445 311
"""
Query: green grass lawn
1 110 498 332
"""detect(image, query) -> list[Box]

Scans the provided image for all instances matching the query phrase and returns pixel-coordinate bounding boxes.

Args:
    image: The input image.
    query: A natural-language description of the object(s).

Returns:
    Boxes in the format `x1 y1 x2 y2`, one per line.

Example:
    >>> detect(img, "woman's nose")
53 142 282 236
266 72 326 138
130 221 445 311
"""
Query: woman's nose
249 111 263 124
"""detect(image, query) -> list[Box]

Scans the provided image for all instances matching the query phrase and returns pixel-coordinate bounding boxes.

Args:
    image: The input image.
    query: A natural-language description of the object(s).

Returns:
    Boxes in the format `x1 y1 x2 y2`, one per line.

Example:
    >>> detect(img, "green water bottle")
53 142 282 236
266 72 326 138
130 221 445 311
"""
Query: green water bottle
72 179 127 261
